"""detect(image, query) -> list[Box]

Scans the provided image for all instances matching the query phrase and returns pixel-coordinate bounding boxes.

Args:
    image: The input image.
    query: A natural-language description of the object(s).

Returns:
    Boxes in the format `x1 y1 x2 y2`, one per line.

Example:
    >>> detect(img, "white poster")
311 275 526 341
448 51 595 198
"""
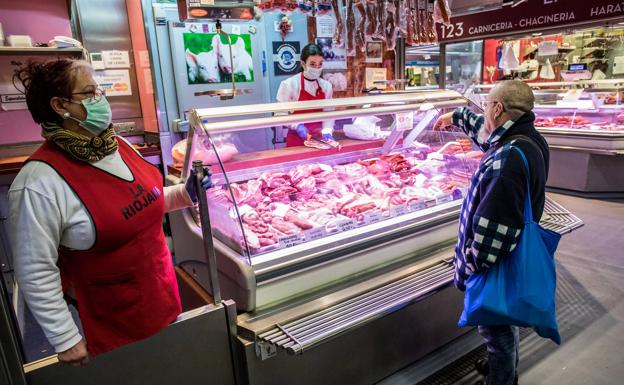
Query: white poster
102 50 131 68
316 14 335 38
94 69 132 96
538 41 558 57
316 37 347 70
365 68 387 89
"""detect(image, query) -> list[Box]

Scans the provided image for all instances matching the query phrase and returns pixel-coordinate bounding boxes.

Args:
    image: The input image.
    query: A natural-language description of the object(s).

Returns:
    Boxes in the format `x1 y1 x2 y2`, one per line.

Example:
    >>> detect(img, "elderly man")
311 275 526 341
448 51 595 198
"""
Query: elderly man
435 80 550 385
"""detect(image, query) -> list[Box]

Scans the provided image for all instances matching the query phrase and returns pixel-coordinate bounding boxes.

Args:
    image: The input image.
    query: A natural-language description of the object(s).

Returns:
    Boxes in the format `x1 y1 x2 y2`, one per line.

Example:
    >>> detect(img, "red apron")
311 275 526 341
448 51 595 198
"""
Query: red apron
28 139 181 356
285 73 327 147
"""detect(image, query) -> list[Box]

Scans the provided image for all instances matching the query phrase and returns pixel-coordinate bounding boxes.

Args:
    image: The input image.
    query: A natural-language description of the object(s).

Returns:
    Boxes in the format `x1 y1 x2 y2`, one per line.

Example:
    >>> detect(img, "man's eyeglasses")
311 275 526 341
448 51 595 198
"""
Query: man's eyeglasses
70 87 105 103
481 100 502 110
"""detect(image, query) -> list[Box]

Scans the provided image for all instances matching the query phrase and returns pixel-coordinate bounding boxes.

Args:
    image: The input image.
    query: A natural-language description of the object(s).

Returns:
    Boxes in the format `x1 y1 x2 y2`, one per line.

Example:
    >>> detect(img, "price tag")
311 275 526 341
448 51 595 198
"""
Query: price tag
408 201 426 212
424 199 437 208
364 211 384 225
390 204 408 217
395 112 415 131
304 227 326 241
437 194 453 204
337 219 357 233
279 234 304 249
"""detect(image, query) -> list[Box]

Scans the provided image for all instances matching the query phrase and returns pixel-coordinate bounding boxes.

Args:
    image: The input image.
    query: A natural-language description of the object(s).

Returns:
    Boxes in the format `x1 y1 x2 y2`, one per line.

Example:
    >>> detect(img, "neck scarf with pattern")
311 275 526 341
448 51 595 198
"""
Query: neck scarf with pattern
41 122 118 163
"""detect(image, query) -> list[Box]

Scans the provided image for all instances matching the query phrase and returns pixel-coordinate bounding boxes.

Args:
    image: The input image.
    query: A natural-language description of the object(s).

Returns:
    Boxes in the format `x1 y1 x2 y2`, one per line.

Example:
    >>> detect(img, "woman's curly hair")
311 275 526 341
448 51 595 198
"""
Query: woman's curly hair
13 59 91 125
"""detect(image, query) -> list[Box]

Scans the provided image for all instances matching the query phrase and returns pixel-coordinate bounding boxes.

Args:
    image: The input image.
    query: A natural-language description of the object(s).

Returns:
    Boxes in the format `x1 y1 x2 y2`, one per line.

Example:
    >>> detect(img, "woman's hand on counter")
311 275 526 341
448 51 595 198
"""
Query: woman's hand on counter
433 112 455 131
58 339 90 366
185 167 213 203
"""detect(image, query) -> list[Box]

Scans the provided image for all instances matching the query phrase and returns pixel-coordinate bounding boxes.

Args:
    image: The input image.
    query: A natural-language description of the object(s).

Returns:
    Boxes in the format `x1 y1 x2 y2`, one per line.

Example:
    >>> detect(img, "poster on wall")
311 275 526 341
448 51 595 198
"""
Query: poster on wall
365 68 387 89
315 37 347 70
183 32 254 84
365 42 383 63
273 41 301 76
94 69 132 96
316 14 335 38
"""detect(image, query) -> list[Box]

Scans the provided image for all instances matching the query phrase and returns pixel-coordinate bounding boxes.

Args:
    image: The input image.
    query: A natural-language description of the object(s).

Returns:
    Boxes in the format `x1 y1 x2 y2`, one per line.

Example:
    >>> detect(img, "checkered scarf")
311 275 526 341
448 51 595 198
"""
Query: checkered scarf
451 107 525 291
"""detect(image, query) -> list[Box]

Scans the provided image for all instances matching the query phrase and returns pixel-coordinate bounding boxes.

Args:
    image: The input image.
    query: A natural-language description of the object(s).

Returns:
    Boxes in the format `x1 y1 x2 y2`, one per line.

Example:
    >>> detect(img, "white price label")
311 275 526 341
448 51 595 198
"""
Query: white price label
437 194 453 204
395 112 415 131
408 201 426 212
364 211 384 225
390 204 408 217
304 227 326 241
337 219 357 233
279 234 304 249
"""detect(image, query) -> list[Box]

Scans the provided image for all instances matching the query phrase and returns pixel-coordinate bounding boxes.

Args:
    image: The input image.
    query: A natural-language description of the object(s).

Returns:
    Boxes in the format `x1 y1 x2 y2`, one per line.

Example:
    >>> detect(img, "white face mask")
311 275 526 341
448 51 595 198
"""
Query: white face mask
303 67 323 80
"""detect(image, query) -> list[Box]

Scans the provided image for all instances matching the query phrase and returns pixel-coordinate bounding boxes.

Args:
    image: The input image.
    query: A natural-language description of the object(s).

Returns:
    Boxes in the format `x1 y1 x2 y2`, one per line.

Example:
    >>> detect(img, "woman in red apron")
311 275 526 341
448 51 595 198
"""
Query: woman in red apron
276 43 336 147
9 59 211 365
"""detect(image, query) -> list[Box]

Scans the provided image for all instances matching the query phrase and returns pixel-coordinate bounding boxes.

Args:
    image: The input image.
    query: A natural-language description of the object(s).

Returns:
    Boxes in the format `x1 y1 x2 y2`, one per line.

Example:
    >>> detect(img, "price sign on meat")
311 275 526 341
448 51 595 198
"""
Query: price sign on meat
408 201 426 212
279 234 304 249
337 219 357 233
390 204 408 217
395 112 415 131
304 227 326 242
364 211 384 225
437 194 453 204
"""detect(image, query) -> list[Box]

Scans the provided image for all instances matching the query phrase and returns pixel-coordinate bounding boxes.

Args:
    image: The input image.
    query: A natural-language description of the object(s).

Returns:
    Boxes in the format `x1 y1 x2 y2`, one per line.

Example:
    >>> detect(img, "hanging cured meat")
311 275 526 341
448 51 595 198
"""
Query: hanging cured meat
365 0 377 40
417 0 427 44
433 0 451 25
385 0 399 51
332 0 344 46
346 0 356 56
373 0 386 42
427 0 438 43
355 0 367 52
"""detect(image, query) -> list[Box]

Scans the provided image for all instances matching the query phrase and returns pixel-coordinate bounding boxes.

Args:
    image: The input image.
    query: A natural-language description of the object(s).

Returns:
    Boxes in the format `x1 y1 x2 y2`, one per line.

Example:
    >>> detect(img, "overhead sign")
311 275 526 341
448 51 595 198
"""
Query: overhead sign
437 0 624 43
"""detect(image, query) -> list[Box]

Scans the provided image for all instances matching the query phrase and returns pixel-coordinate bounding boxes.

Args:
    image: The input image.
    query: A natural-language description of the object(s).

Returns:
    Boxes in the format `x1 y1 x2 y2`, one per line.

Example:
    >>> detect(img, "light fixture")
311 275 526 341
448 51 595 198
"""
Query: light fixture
532 33 543 36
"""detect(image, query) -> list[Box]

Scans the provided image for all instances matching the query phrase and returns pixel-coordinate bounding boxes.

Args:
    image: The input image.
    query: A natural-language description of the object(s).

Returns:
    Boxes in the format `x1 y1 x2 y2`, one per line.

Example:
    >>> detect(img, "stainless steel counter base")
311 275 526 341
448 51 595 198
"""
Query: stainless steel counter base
546 146 624 193
234 284 466 385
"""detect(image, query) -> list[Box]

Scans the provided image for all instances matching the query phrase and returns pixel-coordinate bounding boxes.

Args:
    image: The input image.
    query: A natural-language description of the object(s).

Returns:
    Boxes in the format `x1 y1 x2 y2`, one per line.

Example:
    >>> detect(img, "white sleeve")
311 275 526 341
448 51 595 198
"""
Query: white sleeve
276 76 299 129
276 77 296 103
322 81 335 134
8 187 82 353
164 184 194 213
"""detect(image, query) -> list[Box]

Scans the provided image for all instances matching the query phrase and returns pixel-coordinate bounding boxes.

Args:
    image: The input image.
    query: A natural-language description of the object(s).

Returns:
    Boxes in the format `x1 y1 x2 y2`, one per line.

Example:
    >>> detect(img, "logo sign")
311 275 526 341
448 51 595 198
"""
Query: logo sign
273 41 300 76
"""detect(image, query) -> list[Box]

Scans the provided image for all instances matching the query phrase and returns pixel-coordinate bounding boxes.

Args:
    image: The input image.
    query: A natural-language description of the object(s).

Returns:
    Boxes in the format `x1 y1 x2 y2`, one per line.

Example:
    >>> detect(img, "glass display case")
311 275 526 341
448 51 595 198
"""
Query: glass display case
168 90 481 312
165 91 581 383
469 80 624 193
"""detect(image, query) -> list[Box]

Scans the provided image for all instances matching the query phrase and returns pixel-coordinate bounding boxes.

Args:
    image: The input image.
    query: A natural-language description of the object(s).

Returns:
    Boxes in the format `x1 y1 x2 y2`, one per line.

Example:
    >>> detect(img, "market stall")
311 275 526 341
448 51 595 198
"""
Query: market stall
166 90 582 385
471 79 624 194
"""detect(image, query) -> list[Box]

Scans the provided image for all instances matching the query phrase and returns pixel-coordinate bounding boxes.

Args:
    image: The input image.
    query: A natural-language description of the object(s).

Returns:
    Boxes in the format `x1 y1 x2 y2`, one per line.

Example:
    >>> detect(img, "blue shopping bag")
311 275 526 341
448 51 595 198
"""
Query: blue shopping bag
458 146 562 344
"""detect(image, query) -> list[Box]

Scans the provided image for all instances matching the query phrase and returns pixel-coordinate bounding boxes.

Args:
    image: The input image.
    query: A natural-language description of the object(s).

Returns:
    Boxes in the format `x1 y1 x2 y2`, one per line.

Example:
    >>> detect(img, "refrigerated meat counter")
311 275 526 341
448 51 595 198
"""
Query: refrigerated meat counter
470 80 624 194
166 91 582 385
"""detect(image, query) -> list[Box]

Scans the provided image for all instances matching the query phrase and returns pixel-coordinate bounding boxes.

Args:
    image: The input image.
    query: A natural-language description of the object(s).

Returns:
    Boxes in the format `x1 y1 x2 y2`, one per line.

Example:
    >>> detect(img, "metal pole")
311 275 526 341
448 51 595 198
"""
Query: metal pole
439 43 447 89
193 161 222 304
0 268 27 385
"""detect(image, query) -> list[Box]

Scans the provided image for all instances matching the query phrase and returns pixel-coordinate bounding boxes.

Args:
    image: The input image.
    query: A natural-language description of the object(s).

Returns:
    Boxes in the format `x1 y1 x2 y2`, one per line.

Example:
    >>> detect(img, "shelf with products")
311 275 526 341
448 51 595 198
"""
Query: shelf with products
0 46 83 55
